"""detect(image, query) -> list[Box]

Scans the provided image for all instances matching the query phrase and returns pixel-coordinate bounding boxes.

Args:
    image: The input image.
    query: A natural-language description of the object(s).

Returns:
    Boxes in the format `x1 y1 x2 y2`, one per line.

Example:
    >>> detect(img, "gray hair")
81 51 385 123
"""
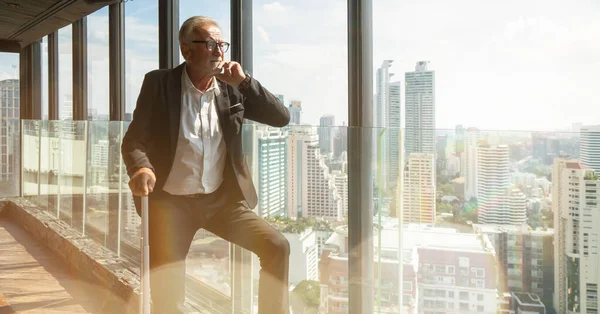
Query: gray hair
179 16 220 45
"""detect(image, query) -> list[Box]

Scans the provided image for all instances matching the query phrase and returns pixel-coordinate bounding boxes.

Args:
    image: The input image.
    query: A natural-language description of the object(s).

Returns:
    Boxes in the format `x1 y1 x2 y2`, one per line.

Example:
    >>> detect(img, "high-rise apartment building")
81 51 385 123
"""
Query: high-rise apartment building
473 224 554 308
402 153 436 224
0 79 20 187
405 61 435 157
580 125 600 173
319 225 498 314
477 144 524 225
255 126 288 218
287 127 342 220
553 159 600 314
331 170 348 217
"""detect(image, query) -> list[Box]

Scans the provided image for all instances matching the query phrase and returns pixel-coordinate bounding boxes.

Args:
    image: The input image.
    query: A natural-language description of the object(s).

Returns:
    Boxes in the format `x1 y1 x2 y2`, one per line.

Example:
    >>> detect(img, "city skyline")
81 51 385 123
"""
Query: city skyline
1 0 599 130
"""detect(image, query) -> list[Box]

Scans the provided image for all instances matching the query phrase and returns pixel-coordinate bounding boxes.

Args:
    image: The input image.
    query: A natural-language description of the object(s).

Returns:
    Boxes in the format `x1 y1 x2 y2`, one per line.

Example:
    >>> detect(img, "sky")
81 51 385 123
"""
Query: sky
1 0 599 132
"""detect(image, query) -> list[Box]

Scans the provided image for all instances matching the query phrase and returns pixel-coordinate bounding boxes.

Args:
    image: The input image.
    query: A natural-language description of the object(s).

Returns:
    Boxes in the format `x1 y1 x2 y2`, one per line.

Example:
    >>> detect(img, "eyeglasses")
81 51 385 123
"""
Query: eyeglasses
191 40 230 53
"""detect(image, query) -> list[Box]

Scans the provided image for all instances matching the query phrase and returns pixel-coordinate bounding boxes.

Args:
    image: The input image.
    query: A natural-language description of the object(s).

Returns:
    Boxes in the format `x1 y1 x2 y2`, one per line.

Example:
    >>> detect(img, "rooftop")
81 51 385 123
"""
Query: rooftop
513 292 545 308
472 224 554 236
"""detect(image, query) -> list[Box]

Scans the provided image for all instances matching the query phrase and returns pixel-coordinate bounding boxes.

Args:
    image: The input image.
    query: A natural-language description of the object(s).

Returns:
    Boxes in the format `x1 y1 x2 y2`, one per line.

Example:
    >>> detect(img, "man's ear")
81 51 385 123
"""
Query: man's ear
180 44 190 61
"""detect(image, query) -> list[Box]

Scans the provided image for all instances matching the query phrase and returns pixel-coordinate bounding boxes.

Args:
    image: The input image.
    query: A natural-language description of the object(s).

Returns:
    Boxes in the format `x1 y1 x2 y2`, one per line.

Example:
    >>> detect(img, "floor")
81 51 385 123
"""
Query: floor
0 218 129 314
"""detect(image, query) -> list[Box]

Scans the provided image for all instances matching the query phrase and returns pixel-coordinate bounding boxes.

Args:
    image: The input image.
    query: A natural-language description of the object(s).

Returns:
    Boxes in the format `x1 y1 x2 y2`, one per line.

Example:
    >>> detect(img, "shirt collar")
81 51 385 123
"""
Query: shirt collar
182 65 220 95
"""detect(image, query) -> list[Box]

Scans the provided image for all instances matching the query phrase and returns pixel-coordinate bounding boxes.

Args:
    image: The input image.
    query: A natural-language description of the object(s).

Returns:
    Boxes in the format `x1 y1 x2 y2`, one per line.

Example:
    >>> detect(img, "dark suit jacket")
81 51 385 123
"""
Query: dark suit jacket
121 63 290 211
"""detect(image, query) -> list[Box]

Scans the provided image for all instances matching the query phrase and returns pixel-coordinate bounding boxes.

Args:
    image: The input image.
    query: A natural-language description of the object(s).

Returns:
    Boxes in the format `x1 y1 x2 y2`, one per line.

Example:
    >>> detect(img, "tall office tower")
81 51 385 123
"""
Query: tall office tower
405 61 435 157
333 124 347 159
289 100 302 125
477 144 516 225
473 224 554 309
374 60 393 192
388 81 401 189
255 126 288 218
455 125 466 154
553 159 600 314
462 128 482 201
318 114 335 154
287 127 342 220
402 153 436 224
580 125 600 172
0 79 19 191
274 94 284 105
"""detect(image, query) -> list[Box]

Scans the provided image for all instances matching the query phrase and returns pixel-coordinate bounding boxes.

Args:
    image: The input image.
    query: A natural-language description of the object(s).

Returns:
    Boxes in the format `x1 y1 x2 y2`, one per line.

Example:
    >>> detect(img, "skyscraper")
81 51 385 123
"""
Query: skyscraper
402 153 436 224
0 79 20 190
477 144 525 225
405 61 435 156
580 125 600 172
274 94 284 105
553 160 600 314
287 127 342 220
289 100 302 125
373 60 400 191
318 114 335 154
462 128 482 201
255 126 288 218
388 81 401 189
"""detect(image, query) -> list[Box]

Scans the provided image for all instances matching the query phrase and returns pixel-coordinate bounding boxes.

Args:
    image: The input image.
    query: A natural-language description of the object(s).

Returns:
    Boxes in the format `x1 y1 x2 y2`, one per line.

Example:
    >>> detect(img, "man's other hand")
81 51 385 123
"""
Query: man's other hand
215 61 246 87
128 167 156 196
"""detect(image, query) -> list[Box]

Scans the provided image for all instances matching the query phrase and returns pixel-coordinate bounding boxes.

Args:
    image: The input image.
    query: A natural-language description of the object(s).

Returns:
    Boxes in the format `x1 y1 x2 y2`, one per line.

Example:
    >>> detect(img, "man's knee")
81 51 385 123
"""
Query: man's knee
268 232 290 259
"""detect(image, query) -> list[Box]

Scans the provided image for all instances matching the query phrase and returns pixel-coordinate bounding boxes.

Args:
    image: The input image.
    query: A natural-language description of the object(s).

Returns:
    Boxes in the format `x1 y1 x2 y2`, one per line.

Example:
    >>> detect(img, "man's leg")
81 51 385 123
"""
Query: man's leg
147 196 196 313
204 205 290 314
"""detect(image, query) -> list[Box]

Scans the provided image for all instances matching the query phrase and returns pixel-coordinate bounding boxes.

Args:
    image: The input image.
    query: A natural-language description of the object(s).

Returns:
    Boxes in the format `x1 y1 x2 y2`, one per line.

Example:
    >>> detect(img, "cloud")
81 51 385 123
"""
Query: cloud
263 2 287 14
257 25 270 45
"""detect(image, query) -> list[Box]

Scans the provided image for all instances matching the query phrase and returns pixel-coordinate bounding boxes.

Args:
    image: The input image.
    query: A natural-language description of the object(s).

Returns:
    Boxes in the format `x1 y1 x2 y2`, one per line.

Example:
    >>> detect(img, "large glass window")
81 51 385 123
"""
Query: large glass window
178 0 233 299
0 52 20 197
371 1 600 314
124 0 159 118
251 1 349 313
58 25 73 120
87 7 110 120
41 36 49 119
120 0 158 258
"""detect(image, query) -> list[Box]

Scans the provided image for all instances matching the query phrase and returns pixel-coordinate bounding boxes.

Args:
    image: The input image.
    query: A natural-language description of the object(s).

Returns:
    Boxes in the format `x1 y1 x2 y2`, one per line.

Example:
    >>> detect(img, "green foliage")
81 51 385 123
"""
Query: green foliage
439 183 454 195
265 216 332 233
291 280 321 314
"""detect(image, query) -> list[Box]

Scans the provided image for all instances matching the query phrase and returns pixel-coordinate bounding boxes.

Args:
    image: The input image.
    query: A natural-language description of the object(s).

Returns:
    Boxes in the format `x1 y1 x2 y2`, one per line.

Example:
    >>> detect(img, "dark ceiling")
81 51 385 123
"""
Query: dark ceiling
0 0 116 53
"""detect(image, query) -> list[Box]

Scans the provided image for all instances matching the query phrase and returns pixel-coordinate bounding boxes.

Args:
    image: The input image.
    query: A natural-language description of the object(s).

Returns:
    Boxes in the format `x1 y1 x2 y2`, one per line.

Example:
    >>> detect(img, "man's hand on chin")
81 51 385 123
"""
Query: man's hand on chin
214 61 246 87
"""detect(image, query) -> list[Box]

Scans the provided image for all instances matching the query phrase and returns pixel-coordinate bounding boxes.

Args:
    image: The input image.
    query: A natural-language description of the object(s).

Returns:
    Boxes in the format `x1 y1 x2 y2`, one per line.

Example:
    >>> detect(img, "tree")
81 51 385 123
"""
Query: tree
291 280 321 314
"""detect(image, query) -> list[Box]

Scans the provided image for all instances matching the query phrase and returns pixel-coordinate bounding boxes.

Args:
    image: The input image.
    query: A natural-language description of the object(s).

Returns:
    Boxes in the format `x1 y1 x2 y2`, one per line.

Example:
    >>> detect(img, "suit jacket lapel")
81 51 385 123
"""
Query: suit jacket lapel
214 80 230 142
167 64 185 155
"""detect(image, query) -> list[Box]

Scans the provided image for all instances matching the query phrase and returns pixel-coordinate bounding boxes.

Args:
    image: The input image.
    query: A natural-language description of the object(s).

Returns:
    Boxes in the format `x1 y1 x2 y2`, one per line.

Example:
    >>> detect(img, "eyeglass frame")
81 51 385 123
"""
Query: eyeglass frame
190 40 230 53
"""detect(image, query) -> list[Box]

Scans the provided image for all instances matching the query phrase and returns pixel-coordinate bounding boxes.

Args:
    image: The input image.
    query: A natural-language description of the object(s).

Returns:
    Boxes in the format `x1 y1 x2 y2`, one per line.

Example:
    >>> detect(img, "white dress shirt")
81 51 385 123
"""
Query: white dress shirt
162 66 227 195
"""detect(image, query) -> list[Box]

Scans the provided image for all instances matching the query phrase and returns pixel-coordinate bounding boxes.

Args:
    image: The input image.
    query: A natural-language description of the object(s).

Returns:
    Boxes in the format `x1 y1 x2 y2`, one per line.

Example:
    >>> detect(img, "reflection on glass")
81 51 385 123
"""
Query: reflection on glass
21 120 40 199
85 121 110 242
38 120 61 214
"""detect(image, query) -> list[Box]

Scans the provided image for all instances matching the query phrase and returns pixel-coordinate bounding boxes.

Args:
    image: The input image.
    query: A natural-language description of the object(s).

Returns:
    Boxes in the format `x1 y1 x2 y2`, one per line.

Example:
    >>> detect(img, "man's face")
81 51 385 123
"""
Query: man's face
181 24 225 73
